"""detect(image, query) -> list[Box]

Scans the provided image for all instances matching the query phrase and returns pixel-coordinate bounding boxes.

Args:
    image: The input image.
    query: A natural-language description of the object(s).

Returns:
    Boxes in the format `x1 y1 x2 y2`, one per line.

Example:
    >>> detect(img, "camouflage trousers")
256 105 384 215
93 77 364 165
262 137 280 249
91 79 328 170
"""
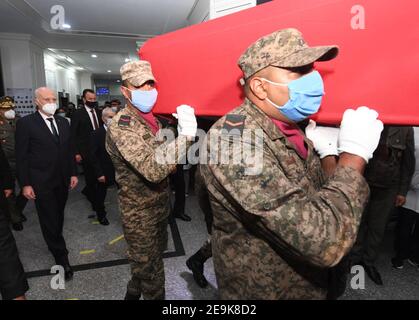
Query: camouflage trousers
125 216 168 300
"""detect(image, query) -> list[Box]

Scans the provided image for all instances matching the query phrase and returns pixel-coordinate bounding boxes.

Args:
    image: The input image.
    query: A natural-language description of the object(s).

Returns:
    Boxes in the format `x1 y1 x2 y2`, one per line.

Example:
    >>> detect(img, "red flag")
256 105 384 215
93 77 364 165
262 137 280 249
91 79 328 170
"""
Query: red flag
140 0 419 125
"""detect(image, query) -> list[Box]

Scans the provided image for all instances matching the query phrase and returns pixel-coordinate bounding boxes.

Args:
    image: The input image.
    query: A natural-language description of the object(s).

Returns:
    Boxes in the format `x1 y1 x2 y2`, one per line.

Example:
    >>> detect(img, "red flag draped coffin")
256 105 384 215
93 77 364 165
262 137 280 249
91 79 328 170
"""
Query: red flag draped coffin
140 0 419 125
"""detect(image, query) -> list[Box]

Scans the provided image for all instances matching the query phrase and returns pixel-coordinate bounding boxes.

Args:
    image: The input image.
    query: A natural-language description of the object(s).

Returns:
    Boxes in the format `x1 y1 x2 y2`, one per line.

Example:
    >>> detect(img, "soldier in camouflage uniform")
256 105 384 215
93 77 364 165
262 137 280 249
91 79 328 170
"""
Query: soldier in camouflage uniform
0 96 27 231
200 28 384 299
106 61 197 300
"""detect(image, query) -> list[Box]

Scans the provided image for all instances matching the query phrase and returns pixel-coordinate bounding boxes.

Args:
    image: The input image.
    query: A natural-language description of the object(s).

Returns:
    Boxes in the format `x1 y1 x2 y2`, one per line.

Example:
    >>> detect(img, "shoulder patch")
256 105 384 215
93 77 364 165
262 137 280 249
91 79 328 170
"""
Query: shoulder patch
118 115 131 127
142 133 152 140
222 114 246 135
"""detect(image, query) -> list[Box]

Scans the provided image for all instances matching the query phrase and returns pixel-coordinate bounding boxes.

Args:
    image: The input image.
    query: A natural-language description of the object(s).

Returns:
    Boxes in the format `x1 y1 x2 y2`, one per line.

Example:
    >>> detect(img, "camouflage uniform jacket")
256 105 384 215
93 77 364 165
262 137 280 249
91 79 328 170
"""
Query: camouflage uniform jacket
200 99 370 299
106 105 189 226
0 116 18 173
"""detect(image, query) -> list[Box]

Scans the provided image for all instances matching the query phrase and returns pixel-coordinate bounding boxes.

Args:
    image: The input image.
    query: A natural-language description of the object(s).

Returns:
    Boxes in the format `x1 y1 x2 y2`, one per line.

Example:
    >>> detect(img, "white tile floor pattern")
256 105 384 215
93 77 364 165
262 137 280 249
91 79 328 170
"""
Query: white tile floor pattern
9 176 419 300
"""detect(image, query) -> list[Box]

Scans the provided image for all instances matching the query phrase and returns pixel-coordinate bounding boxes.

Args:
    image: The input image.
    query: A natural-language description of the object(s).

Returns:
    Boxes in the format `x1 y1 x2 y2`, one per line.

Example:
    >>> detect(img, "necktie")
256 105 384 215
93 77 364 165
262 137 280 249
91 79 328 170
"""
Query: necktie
47 118 59 142
91 109 99 130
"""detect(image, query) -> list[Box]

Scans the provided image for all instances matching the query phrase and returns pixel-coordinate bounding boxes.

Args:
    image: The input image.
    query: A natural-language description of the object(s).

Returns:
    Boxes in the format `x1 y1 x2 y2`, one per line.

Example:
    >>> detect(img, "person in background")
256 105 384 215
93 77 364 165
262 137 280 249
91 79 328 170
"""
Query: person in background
351 126 415 285
392 127 419 269
88 107 116 226
67 102 76 120
16 87 78 281
0 96 27 231
56 107 71 124
111 99 122 113
0 145 28 300
71 89 103 217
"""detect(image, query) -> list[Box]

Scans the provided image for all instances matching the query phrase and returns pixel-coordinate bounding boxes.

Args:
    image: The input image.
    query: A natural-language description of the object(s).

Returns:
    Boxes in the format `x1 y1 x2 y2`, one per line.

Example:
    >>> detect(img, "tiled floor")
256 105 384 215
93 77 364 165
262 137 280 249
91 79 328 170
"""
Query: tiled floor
10 175 419 300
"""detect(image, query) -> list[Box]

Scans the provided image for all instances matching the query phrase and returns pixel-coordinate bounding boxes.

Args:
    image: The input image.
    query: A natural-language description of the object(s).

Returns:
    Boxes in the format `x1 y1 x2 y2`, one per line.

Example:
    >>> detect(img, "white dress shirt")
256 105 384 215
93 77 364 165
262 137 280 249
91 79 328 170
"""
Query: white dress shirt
85 105 99 130
38 111 59 135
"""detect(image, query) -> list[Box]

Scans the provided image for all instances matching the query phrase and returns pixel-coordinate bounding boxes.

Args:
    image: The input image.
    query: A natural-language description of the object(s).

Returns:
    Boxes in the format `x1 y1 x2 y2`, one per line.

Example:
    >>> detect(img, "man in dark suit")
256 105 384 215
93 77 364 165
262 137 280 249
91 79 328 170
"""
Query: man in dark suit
70 89 103 216
89 107 116 225
16 87 78 281
0 145 28 300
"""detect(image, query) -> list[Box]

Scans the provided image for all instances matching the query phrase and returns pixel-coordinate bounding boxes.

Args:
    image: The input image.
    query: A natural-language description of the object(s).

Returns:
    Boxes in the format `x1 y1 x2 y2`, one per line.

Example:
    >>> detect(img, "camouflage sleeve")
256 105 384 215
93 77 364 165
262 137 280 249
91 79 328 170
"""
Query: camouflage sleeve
398 127 415 196
108 125 190 184
206 134 370 268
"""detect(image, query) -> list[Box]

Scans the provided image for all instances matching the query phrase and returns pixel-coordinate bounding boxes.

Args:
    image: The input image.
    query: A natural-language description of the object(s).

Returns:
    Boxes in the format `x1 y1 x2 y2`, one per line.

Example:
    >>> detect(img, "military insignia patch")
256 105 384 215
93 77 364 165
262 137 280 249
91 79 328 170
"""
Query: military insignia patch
222 114 246 136
118 115 131 127
142 133 152 140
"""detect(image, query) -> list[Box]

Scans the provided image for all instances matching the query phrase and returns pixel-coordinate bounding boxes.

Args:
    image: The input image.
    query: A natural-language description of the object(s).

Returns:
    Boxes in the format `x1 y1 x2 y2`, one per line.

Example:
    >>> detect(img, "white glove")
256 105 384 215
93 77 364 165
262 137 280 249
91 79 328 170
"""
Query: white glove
172 105 198 137
305 120 340 159
338 106 384 163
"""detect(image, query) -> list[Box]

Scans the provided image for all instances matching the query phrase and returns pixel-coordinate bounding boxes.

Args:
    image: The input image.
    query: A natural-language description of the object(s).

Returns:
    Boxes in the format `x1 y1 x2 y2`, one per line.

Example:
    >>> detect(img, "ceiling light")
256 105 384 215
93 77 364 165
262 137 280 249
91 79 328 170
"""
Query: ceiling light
107 70 112 73
116 80 121 83
63 24 71 29
91 54 98 58
125 58 130 62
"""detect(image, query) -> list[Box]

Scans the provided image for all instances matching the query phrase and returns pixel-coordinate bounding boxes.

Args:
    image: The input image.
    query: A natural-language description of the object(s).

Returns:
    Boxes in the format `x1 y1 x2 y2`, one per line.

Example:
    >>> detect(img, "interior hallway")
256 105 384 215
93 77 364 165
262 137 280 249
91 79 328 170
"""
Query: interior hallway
12 175 419 300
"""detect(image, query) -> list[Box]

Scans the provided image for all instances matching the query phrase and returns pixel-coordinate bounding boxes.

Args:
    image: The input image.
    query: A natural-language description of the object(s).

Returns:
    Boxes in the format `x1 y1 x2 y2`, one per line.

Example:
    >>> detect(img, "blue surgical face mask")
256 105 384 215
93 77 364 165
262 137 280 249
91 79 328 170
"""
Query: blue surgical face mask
126 88 158 113
262 71 325 122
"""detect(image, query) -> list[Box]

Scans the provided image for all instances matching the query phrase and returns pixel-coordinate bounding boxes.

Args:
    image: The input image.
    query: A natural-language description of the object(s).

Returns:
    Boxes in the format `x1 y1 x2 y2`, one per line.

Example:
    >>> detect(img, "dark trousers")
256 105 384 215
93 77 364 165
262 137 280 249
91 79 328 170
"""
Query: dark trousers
394 207 419 261
0 212 29 300
171 165 185 216
94 182 108 219
81 162 98 208
34 184 69 262
351 186 398 266
82 162 109 218
5 191 28 224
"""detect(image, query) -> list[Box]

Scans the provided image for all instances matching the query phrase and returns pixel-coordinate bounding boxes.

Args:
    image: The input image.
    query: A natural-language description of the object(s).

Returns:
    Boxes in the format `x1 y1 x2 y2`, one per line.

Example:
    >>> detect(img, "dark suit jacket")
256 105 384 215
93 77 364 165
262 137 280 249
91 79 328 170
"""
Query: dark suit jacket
89 126 115 185
70 107 103 160
15 112 77 193
0 146 13 215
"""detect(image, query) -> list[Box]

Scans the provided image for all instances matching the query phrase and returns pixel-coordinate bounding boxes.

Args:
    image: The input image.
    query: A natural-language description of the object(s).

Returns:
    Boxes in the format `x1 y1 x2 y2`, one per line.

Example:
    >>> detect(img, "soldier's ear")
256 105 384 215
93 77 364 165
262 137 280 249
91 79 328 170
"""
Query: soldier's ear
248 77 268 100
120 86 130 100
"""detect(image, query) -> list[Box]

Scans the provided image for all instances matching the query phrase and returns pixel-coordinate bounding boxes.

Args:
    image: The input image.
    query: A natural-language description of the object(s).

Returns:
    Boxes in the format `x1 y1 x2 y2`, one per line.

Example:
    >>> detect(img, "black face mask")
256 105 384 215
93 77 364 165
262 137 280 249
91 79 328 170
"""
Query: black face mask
85 101 98 109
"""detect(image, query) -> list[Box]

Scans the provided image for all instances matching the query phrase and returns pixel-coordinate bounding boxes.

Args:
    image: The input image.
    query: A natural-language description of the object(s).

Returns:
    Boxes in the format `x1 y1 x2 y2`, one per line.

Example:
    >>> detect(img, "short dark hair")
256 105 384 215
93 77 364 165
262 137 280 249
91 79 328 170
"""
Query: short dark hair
122 79 155 89
284 63 314 75
111 99 121 105
83 89 95 98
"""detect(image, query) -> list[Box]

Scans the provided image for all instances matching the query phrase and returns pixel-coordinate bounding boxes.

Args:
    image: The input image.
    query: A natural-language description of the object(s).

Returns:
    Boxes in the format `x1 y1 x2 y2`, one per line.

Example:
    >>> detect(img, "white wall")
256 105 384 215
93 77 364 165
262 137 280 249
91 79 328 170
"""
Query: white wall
210 0 256 19
44 52 93 104
188 0 210 25
0 33 46 91
188 0 256 25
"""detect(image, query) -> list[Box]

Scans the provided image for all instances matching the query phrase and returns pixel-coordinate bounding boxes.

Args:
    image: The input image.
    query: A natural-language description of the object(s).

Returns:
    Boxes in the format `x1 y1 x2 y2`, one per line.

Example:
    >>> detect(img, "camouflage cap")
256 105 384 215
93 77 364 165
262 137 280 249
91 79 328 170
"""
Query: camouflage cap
120 60 156 87
0 96 15 109
238 28 339 79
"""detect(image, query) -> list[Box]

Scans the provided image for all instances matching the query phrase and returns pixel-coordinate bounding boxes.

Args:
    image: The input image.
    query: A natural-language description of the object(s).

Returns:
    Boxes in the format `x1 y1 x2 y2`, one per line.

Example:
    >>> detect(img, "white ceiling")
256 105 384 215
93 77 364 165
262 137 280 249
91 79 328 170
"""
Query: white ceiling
0 0 198 75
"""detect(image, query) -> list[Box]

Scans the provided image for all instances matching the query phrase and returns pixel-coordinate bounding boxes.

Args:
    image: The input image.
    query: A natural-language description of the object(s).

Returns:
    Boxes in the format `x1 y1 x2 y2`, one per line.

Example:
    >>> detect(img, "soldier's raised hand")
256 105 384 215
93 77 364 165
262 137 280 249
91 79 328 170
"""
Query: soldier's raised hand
172 105 197 137
305 120 340 159
338 106 384 163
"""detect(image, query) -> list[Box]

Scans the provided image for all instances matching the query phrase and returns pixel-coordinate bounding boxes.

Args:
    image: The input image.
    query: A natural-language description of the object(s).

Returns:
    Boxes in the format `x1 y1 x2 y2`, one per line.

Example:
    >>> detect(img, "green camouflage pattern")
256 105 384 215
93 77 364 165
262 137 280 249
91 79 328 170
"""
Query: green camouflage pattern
238 28 338 79
120 60 156 87
200 98 370 300
106 105 189 299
